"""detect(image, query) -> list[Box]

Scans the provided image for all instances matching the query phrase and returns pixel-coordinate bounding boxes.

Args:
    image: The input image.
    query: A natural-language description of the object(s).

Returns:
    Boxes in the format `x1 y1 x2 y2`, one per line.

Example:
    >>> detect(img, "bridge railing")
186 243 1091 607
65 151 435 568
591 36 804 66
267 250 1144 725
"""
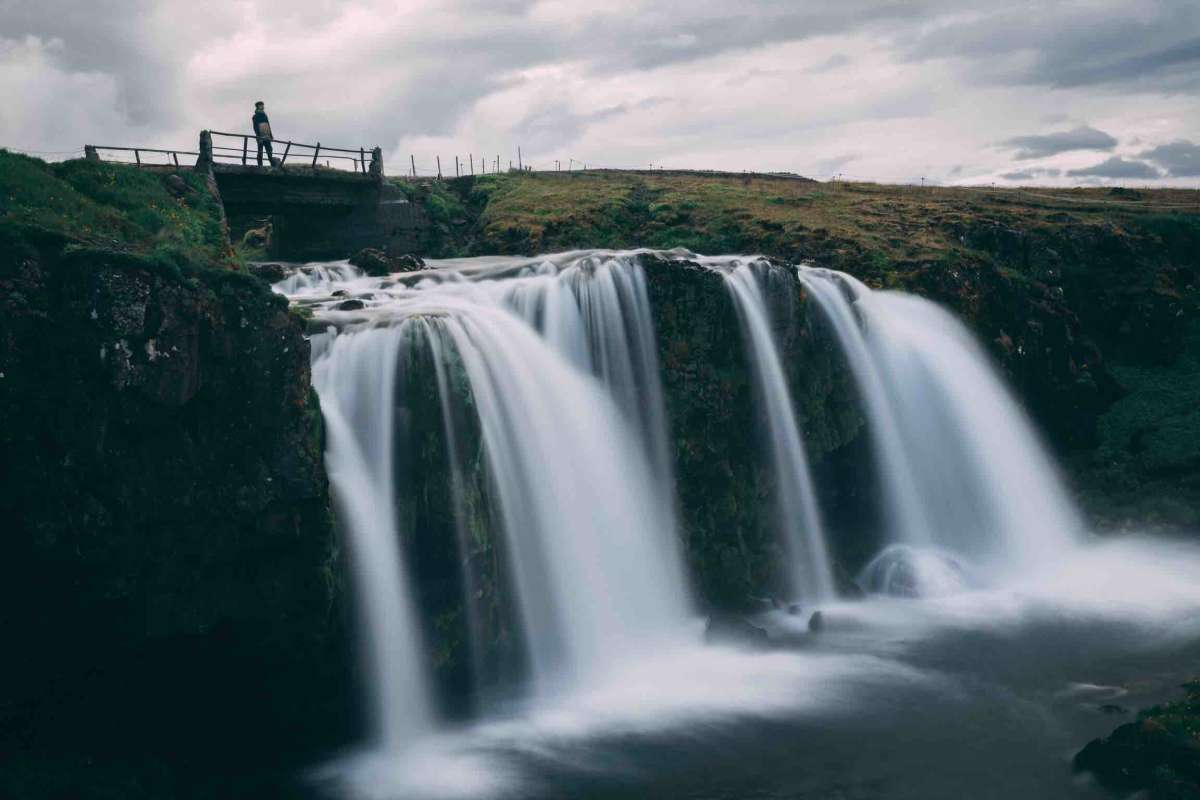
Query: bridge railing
208 131 378 174
85 145 199 167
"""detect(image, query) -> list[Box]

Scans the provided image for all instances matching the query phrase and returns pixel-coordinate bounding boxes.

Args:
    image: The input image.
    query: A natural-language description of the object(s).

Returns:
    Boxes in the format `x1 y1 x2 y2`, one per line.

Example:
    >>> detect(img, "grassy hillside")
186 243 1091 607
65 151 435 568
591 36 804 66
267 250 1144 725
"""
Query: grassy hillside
0 150 233 271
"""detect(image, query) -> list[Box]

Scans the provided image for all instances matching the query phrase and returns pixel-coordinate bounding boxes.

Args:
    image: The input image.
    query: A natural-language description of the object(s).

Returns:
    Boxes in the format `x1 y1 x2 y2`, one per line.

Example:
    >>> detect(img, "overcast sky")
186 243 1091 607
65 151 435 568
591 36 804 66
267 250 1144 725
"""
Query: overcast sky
2 0 1198 186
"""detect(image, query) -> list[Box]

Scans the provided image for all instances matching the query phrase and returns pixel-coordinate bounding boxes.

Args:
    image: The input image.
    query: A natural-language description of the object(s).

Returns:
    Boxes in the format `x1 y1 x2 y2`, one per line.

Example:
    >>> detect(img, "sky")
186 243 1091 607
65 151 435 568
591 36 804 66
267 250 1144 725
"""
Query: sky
1 0 1198 186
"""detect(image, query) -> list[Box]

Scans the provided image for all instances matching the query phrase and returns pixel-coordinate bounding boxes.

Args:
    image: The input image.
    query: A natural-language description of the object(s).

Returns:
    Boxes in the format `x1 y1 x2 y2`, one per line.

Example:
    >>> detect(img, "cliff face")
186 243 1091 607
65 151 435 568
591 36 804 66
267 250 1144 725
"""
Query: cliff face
0 155 351 796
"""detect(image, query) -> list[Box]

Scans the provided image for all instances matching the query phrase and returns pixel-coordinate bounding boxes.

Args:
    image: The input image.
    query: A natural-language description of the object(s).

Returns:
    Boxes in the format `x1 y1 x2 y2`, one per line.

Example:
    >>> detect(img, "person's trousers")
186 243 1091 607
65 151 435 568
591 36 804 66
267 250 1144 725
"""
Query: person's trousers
257 138 274 166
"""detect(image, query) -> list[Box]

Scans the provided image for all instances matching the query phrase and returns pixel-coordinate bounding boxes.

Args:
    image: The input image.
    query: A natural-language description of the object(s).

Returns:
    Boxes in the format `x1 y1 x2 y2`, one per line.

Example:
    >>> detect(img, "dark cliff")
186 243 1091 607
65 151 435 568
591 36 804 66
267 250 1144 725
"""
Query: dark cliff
0 152 351 797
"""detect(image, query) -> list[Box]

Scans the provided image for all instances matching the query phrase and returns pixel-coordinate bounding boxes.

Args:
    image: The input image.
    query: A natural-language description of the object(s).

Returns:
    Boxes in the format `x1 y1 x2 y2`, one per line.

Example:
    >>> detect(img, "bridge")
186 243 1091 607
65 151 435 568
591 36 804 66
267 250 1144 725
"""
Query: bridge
86 131 424 261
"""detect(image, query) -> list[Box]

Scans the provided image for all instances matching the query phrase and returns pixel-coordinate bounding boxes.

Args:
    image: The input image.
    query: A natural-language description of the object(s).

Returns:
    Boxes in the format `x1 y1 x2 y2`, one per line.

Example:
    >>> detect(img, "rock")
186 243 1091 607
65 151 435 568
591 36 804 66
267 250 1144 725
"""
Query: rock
808 611 825 633
349 247 392 276
348 248 427 277
1 242 350 794
1074 682 1200 797
246 262 288 283
787 603 803 616
393 253 427 271
163 173 193 197
704 614 771 650
337 299 365 311
242 224 270 249
331 289 348 297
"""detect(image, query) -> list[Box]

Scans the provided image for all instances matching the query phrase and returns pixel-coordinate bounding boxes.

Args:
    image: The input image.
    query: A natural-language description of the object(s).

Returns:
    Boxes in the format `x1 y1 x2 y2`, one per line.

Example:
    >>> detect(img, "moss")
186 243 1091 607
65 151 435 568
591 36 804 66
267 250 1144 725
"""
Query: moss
0 150 231 269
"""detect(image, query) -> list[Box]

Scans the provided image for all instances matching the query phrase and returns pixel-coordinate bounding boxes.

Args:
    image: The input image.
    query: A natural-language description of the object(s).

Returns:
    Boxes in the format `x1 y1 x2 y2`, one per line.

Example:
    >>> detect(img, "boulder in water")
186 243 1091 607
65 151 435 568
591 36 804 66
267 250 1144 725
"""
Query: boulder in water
704 614 771 650
808 611 825 633
349 248 428 277
859 545 969 598
336 299 365 311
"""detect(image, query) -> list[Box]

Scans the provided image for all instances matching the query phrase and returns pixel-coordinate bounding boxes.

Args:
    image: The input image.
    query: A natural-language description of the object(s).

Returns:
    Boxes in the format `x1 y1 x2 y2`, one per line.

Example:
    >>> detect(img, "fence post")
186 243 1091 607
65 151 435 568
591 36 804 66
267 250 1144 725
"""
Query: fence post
312 143 321 168
495 155 499 173
370 147 383 178
172 151 179 167
437 155 442 178
242 136 248 165
470 154 474 175
196 131 214 173
134 149 141 166
411 154 416 177
518 146 522 171
360 148 366 174
281 141 292 165
84 145 100 161
456 156 460 177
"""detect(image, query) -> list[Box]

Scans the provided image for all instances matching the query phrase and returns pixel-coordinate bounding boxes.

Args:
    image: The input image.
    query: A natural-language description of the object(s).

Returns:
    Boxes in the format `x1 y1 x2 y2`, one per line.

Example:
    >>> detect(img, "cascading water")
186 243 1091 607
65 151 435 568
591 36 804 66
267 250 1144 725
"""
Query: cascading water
310 324 434 750
720 259 835 602
798 268 1083 588
293 251 691 750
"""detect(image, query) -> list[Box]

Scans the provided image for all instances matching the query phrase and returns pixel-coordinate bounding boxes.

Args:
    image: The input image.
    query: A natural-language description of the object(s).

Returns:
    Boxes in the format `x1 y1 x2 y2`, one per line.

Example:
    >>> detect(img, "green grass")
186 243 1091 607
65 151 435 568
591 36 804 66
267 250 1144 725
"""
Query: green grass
0 150 232 270
404 170 1199 268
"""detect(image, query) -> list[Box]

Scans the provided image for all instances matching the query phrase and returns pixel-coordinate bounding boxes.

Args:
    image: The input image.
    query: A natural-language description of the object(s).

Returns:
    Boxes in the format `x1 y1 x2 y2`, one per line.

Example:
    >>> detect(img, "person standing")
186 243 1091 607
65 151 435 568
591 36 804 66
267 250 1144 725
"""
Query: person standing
252 101 274 166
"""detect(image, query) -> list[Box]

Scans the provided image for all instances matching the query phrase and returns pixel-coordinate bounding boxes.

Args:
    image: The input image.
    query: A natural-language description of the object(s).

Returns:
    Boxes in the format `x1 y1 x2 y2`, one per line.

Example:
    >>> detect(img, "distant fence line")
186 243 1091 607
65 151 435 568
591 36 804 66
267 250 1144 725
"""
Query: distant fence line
6 142 1197 205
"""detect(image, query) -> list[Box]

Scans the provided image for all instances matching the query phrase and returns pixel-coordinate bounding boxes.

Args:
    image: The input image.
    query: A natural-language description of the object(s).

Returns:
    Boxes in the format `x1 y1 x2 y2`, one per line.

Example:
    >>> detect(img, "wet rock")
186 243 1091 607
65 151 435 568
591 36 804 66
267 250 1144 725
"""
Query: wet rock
1074 682 1200 797
349 248 428 277
787 603 803 616
331 289 348 297
349 247 392 276
246 262 288 283
808 611 825 633
704 614 771 650
336 299 365 311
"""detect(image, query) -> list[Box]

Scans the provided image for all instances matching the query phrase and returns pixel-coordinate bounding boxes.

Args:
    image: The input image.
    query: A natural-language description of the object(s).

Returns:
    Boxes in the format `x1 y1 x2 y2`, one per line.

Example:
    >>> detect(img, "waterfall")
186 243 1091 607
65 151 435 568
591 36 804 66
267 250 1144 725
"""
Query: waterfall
310 323 434 750
799 268 1083 582
296 251 691 750
422 303 689 690
722 260 835 602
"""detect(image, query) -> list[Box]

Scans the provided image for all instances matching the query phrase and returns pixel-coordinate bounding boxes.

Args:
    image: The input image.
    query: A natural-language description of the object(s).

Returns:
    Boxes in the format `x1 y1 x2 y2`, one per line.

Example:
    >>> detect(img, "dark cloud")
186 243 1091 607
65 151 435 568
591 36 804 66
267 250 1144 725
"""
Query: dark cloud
1067 157 1161 179
901 2 1200 92
1000 167 1062 181
1139 139 1200 177
1000 126 1118 160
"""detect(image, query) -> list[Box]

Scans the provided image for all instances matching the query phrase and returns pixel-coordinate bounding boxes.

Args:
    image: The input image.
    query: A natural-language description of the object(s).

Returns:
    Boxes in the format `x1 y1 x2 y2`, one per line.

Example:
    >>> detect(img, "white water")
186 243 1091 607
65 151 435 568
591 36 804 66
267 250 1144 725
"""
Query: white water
270 249 1200 800
799 268 1083 582
311 324 434 749
291 251 691 752
721 259 835 601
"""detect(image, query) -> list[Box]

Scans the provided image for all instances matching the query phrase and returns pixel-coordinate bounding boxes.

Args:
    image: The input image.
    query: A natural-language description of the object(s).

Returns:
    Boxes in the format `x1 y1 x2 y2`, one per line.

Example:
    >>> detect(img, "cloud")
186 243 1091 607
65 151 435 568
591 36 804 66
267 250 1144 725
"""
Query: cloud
1066 156 1161 179
1000 167 1062 181
1 1 1198 187
1000 126 1118 160
1139 139 1200 177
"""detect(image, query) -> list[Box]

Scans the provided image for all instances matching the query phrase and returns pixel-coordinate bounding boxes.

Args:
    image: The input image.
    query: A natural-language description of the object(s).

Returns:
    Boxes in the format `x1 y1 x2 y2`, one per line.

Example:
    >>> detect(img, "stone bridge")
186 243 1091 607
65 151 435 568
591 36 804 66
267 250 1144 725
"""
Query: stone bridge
89 131 426 261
